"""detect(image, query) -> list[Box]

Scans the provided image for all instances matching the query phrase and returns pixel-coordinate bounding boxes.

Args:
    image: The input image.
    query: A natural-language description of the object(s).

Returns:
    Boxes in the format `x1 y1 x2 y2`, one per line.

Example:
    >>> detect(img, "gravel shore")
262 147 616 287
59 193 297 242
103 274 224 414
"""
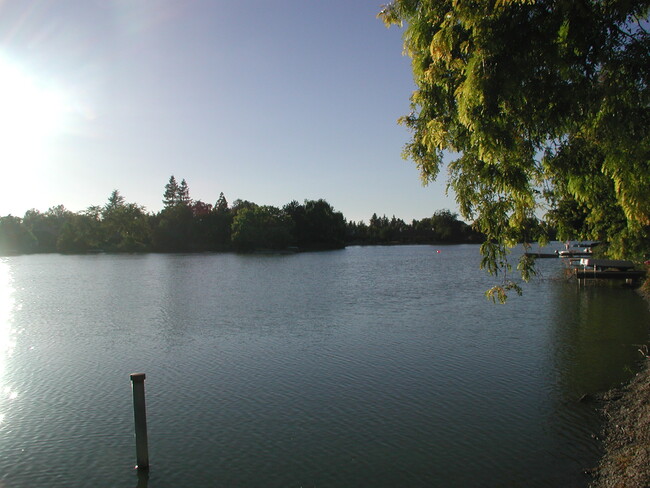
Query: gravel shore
590 285 650 488
590 365 650 488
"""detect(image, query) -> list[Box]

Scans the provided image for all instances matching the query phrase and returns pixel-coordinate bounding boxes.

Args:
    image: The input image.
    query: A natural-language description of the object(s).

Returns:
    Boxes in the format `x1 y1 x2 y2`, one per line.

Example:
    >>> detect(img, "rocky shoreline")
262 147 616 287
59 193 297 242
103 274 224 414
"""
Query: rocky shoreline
590 285 650 488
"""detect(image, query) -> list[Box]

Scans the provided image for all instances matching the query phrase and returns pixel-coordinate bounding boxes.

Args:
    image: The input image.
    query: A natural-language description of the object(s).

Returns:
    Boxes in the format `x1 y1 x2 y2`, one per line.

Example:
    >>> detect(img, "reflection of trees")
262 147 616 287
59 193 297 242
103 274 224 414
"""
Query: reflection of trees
549 283 650 398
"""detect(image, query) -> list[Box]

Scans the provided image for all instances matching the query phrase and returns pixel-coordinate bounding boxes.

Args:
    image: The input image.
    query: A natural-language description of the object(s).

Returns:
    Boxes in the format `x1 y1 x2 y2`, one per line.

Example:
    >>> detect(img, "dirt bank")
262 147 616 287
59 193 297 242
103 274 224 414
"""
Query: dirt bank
590 283 650 488
590 365 650 487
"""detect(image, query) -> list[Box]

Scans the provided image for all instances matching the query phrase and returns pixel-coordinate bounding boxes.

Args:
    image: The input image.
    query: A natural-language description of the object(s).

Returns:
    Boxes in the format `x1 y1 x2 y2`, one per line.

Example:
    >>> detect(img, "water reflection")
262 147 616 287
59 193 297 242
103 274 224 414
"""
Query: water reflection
542 279 650 481
0 259 18 425
550 282 650 397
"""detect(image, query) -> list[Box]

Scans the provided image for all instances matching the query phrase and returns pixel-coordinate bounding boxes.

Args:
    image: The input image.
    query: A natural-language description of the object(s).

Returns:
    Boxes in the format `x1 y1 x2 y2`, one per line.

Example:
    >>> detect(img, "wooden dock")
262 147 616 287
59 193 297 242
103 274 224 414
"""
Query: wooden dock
575 269 646 280
574 259 646 282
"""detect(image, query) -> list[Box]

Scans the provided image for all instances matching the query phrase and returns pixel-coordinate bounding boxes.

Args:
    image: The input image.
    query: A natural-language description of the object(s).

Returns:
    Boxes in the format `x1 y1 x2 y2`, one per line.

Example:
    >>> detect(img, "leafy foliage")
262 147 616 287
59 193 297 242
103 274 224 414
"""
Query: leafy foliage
379 0 650 300
0 215 36 254
283 199 347 250
231 205 294 252
1 178 366 254
101 190 150 252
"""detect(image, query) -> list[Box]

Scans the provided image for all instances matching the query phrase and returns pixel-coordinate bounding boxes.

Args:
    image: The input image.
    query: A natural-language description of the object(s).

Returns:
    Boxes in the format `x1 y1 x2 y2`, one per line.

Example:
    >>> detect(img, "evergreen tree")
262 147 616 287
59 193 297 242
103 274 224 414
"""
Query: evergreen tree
215 192 229 214
163 175 179 208
154 177 193 251
103 190 125 217
178 179 191 206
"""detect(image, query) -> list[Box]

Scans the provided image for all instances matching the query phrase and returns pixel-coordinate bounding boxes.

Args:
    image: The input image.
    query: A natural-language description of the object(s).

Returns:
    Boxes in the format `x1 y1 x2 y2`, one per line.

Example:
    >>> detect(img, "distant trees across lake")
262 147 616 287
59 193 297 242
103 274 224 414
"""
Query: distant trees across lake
0 176 483 255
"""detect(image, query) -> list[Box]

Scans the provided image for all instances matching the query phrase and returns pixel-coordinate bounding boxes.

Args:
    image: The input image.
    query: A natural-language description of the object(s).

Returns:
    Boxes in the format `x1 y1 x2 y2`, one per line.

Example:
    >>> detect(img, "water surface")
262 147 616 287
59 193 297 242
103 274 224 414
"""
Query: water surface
0 246 648 487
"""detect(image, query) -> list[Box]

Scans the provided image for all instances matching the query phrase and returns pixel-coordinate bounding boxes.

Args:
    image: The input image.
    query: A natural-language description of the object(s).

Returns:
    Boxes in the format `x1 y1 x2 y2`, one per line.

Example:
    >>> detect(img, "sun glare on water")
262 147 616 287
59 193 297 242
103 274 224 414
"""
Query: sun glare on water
0 55 70 176
0 260 17 425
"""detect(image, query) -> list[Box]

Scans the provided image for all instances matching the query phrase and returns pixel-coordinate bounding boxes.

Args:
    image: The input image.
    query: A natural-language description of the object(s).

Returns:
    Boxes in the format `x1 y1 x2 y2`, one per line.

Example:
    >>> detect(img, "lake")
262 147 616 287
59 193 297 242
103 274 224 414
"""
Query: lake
0 245 648 487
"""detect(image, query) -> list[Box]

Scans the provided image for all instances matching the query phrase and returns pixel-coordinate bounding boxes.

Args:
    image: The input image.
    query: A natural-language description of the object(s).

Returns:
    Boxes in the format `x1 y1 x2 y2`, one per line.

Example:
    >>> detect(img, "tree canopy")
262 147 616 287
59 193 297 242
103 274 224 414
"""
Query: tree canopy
379 0 650 300
0 179 482 255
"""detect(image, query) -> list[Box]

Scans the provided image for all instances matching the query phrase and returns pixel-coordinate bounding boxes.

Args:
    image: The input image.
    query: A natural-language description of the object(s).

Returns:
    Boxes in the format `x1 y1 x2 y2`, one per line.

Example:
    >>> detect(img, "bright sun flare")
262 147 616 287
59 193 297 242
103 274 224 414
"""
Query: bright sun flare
0 56 69 173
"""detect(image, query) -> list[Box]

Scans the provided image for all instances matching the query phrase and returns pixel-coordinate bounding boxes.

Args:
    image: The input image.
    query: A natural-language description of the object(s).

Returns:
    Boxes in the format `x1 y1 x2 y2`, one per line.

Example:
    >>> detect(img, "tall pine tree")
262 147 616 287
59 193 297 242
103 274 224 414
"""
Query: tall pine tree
163 176 179 208
178 179 191 206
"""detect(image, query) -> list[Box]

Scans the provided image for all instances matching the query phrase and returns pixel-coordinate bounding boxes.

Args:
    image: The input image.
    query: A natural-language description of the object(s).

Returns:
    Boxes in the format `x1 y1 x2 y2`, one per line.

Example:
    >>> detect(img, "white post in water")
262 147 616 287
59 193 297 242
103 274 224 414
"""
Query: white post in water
130 373 149 470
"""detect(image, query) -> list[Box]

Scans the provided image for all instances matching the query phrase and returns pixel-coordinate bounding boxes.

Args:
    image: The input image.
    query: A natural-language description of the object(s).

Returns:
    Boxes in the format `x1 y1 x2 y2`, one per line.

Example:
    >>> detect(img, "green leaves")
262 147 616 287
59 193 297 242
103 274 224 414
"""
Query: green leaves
382 0 650 300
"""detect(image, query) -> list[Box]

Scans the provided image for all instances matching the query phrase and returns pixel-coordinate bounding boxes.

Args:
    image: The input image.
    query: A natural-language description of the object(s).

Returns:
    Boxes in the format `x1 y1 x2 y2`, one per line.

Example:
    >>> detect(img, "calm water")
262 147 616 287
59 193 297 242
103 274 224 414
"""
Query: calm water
0 245 648 487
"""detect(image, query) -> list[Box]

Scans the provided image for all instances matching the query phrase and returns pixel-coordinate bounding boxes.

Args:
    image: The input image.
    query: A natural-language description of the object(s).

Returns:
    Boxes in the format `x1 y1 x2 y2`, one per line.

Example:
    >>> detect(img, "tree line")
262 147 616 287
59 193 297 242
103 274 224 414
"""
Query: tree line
0 176 483 255
347 209 482 245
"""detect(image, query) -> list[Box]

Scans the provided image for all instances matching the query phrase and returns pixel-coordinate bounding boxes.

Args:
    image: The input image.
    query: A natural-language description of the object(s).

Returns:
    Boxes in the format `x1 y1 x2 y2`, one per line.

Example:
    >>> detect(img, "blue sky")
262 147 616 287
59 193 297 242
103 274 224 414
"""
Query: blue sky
0 0 455 223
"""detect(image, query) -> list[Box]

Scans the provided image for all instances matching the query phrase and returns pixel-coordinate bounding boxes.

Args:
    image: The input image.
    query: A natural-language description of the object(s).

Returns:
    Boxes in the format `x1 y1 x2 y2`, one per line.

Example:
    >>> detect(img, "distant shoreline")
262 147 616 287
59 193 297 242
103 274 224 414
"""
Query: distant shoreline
0 241 485 258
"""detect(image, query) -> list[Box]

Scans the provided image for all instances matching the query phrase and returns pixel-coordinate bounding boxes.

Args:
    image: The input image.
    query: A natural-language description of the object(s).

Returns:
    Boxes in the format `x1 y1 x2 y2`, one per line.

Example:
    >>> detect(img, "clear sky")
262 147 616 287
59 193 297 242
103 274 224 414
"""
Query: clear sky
0 0 456 223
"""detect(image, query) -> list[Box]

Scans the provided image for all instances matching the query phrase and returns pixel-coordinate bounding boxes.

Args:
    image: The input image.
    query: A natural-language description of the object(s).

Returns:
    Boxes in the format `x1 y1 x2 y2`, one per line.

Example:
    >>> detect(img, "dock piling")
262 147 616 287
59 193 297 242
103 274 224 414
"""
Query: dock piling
130 373 149 470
